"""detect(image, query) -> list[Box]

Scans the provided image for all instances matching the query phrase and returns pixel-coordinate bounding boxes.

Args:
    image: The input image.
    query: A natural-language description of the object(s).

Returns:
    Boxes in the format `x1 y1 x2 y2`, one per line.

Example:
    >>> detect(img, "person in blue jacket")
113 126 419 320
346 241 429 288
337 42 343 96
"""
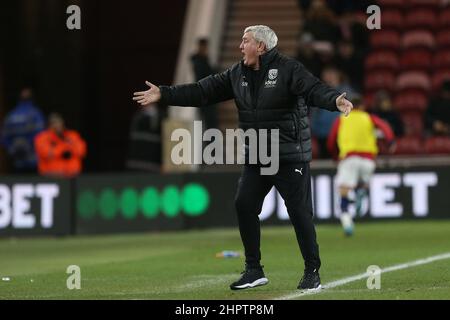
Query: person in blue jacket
1 87 45 173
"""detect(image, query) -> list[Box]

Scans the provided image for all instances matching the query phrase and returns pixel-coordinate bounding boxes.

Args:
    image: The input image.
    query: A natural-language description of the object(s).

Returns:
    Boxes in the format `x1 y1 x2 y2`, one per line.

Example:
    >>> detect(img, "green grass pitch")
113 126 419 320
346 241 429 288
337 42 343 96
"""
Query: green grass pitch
1 220 450 300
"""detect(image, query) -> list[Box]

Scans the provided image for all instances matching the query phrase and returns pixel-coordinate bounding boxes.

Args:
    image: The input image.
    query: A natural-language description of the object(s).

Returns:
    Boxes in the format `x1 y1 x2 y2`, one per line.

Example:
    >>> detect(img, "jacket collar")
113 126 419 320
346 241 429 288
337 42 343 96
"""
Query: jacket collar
259 47 278 67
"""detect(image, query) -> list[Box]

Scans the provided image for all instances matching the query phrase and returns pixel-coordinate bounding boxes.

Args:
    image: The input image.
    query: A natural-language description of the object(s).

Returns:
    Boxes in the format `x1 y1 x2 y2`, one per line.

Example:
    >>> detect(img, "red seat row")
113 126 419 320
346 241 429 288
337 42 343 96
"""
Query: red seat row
380 8 450 30
365 50 450 71
400 112 424 137
391 136 450 155
365 70 450 93
393 90 428 113
371 30 450 49
377 0 442 8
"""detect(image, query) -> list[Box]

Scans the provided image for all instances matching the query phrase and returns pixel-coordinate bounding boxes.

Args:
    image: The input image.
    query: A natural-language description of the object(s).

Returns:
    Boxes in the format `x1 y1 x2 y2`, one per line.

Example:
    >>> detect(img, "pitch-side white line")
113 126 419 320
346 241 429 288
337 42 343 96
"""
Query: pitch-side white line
276 252 450 300
173 274 237 292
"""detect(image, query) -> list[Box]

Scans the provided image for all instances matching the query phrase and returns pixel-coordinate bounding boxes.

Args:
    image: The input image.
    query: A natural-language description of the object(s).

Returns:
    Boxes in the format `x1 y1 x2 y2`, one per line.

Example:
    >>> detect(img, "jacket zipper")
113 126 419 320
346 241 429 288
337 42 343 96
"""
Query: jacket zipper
293 113 299 140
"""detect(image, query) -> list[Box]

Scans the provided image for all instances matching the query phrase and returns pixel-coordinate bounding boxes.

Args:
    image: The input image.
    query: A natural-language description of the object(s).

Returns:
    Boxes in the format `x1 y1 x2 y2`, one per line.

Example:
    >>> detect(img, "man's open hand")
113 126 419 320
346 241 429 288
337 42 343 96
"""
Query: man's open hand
133 81 161 106
336 92 353 117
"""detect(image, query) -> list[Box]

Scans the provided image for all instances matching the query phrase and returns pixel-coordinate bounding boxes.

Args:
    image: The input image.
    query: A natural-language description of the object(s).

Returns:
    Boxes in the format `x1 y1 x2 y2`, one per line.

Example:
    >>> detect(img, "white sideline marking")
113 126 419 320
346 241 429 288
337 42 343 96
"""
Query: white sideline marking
173 274 236 292
276 252 450 300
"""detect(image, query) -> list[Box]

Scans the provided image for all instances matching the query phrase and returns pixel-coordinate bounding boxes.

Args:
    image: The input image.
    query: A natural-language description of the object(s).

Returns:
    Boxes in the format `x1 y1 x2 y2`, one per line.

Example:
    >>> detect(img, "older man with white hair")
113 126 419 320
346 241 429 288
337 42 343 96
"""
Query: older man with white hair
133 25 353 291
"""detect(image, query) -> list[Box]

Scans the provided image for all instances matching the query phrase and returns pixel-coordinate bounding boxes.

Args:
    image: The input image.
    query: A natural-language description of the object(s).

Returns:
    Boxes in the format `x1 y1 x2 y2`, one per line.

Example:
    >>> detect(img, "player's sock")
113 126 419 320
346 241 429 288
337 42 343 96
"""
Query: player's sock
340 212 354 236
340 196 350 213
355 188 367 217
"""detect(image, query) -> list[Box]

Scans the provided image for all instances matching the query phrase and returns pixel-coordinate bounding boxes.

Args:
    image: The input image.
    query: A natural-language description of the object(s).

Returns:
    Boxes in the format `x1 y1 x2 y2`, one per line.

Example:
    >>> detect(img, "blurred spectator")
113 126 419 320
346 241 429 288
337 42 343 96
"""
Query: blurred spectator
311 67 355 158
314 42 336 71
337 11 369 52
335 40 364 91
372 91 404 137
327 94 394 236
302 0 340 45
296 33 322 77
425 80 450 136
34 113 86 178
1 87 45 173
298 0 369 14
126 103 161 172
191 38 216 81
190 38 218 130
298 0 312 10
330 0 372 15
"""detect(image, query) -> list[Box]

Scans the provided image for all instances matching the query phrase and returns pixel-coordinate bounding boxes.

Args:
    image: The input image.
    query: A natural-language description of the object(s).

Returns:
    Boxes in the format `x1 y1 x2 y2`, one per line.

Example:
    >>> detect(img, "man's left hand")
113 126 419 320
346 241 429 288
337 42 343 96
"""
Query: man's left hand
336 92 353 117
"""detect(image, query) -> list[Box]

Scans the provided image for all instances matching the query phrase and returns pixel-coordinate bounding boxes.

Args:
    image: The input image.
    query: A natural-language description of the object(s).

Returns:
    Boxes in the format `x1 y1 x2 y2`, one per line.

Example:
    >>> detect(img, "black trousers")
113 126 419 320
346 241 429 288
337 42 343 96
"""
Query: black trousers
234 162 321 271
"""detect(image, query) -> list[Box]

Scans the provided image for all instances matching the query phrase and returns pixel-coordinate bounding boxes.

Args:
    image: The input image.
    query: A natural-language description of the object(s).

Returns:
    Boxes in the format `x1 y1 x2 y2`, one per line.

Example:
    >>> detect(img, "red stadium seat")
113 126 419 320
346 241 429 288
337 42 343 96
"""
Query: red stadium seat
393 136 423 155
400 112 424 137
404 9 438 30
370 30 400 50
380 10 404 29
395 72 431 92
438 8 450 29
400 50 432 71
370 30 401 50
425 136 450 154
432 70 450 92
433 51 450 69
436 30 450 48
365 71 396 92
401 30 435 50
393 90 428 113
406 0 440 8
377 0 406 9
364 92 376 110
377 140 389 155
365 51 399 71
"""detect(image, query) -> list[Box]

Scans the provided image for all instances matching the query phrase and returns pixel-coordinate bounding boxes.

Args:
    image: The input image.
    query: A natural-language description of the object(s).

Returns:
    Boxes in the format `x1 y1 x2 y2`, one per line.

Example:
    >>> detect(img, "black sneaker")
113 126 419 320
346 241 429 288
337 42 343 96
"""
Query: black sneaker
230 266 269 290
297 269 321 291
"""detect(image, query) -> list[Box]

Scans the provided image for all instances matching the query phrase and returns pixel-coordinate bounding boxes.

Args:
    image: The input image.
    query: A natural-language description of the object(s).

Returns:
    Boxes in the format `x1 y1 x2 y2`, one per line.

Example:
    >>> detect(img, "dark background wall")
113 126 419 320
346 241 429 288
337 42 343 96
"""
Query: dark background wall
0 0 188 172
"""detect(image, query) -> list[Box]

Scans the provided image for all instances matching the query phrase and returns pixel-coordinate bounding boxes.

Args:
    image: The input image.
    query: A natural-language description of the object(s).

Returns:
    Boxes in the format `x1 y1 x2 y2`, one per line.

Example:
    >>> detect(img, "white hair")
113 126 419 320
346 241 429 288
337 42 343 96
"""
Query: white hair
244 25 278 51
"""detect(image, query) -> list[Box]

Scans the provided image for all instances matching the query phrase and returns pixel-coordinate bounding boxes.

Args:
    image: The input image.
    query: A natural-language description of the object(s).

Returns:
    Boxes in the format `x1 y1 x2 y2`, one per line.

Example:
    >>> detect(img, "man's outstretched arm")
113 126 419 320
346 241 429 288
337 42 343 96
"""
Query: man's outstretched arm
290 62 353 116
133 69 234 107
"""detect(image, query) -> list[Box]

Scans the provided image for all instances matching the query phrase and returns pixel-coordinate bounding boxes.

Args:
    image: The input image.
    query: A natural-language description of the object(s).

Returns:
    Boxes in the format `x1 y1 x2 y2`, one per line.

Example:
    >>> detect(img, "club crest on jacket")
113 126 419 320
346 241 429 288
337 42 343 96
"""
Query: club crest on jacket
265 69 278 88
268 69 278 80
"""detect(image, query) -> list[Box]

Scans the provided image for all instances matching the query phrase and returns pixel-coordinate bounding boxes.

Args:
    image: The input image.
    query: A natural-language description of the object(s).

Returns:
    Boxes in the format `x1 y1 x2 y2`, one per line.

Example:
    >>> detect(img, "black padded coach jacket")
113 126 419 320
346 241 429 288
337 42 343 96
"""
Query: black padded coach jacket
159 47 341 163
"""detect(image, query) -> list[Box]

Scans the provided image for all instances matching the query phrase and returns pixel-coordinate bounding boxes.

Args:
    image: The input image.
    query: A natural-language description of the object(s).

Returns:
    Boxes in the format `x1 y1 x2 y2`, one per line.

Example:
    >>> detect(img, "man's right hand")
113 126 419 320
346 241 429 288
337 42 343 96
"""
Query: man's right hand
133 81 161 106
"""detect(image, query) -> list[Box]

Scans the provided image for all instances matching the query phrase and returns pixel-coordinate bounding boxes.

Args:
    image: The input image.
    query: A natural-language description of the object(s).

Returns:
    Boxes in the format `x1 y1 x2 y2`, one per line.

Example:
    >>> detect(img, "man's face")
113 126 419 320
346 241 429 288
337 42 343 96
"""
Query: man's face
199 43 208 56
20 88 32 101
380 98 392 111
50 118 65 134
239 32 261 68
338 42 353 58
321 69 340 88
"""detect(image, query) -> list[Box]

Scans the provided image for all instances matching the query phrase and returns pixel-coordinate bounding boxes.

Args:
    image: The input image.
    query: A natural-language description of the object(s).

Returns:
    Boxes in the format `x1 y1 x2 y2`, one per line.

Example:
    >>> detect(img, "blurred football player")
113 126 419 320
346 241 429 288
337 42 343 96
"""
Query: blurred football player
327 94 395 236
